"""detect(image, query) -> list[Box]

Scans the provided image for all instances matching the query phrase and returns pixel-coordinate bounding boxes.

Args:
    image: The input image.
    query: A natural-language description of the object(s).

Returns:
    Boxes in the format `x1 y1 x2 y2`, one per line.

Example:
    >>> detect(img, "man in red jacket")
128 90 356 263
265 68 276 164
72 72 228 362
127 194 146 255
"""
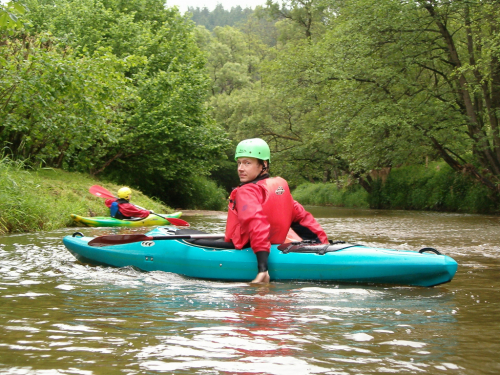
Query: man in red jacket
225 138 328 284
105 187 151 219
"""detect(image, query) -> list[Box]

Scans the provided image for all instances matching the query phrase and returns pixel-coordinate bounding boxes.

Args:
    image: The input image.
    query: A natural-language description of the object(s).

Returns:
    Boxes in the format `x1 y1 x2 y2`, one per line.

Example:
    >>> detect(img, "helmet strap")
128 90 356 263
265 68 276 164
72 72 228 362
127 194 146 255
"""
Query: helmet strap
258 160 269 174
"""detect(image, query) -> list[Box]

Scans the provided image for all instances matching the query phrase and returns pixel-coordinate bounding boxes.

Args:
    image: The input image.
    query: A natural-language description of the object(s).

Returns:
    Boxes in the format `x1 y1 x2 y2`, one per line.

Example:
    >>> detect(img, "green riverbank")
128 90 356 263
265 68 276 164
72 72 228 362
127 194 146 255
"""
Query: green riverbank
0 162 173 235
293 162 500 214
2 160 498 235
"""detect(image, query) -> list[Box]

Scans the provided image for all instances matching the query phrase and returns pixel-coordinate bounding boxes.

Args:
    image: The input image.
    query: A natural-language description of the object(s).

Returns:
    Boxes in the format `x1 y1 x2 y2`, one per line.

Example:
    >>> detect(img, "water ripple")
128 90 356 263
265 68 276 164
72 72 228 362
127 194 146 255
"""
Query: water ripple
0 214 498 374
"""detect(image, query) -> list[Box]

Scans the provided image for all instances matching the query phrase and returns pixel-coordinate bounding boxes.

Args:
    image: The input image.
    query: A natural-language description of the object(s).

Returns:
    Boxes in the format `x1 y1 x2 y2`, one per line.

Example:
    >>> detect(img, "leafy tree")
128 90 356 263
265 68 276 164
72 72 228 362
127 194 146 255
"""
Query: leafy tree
230 0 500 198
194 24 268 128
239 9 279 47
208 0 339 187
0 1 26 34
189 4 254 31
1 0 230 207
1 33 129 169
25 0 175 57
193 23 277 191
263 0 327 41
311 0 500 195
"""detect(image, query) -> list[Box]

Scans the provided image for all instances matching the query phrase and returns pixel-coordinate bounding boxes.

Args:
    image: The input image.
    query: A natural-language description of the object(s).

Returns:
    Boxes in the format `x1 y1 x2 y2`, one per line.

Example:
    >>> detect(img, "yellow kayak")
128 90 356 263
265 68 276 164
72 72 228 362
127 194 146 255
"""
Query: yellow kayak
71 212 183 227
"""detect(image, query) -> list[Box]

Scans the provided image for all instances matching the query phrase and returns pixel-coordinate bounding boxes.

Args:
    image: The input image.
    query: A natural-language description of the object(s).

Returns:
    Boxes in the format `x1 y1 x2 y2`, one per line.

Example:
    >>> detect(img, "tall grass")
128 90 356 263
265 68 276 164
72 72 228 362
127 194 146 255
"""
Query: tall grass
292 163 498 214
369 162 498 213
292 183 369 208
0 159 173 234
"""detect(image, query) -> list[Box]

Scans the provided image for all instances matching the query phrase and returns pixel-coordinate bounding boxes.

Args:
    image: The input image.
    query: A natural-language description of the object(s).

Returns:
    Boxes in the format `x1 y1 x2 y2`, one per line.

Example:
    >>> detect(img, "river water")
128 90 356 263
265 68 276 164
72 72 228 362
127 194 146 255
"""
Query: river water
0 207 499 374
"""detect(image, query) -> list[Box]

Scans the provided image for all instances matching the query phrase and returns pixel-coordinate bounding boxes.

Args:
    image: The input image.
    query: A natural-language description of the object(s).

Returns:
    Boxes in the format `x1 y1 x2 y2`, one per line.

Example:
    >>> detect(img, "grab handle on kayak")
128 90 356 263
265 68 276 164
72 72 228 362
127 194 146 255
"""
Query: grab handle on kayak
419 247 442 255
72 232 84 238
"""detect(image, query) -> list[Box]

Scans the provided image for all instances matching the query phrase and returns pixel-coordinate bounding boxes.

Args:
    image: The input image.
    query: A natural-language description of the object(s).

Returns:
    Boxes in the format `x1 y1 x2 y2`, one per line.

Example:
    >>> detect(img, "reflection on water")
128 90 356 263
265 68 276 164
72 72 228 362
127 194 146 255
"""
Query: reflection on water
0 208 499 374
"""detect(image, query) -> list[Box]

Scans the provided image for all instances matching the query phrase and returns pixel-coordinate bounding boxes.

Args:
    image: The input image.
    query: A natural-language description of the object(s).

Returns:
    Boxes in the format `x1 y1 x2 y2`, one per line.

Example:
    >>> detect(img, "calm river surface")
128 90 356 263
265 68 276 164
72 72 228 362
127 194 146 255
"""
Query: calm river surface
0 207 499 374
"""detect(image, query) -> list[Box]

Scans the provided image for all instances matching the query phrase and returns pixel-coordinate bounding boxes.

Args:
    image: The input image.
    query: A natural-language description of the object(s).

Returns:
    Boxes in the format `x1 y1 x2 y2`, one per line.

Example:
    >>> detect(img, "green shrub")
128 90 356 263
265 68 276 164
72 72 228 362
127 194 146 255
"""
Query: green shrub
292 183 369 208
182 175 227 211
292 163 498 213
368 162 499 213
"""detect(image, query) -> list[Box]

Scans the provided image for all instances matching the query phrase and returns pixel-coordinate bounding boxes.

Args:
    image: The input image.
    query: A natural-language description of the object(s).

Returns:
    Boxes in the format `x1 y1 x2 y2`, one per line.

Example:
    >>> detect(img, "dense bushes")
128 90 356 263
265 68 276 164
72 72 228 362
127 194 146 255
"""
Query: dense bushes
167 175 228 211
369 163 498 213
293 163 499 213
1 0 229 210
292 183 369 208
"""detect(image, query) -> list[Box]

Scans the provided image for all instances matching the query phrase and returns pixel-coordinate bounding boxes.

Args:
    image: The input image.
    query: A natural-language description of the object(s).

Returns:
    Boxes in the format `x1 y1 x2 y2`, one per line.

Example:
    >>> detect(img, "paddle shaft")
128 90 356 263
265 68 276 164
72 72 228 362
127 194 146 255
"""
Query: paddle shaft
88 233 225 247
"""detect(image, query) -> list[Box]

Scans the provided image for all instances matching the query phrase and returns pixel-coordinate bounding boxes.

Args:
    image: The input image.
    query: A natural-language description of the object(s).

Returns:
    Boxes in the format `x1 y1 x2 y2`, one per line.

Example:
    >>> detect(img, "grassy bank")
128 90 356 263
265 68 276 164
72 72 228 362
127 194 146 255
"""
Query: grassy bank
292 183 369 208
369 163 498 213
0 160 173 234
293 162 499 214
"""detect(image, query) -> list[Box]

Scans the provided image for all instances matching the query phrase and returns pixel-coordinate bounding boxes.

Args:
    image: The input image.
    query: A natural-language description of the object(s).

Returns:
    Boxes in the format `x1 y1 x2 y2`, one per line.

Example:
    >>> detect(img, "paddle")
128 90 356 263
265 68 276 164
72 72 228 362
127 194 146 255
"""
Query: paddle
88 233 225 247
89 185 116 200
89 185 190 227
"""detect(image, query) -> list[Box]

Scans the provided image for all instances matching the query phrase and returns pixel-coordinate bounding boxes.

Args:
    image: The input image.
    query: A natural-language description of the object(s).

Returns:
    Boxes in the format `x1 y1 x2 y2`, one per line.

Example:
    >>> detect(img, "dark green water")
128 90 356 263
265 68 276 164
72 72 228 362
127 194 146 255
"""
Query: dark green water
0 208 499 374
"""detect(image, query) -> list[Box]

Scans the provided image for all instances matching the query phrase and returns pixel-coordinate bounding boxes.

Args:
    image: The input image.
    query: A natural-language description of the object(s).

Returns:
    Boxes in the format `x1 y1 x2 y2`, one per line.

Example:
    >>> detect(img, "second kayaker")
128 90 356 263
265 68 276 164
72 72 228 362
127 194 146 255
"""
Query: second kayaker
105 187 151 219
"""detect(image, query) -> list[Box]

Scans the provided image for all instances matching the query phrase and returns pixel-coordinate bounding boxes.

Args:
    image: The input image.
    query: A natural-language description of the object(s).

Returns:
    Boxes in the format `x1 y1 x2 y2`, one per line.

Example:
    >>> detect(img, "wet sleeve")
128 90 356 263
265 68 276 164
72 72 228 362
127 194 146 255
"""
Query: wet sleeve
235 184 271 253
292 200 329 244
104 199 114 208
118 203 150 218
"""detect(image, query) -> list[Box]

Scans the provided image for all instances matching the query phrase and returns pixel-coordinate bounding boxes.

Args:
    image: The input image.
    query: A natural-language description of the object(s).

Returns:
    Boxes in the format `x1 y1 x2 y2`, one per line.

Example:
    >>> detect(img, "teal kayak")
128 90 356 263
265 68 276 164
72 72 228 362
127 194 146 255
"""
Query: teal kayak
62 227 458 287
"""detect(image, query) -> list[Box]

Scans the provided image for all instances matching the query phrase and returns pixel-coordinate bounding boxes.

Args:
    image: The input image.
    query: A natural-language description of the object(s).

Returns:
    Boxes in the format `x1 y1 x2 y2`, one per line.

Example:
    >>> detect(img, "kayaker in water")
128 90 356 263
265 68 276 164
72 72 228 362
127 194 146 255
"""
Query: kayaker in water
105 187 151 219
225 138 328 284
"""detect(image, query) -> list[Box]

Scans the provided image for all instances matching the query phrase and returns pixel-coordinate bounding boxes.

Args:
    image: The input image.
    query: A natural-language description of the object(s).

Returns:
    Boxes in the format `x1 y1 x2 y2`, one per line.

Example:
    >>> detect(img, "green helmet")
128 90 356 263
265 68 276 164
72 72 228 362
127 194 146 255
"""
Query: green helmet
234 138 271 162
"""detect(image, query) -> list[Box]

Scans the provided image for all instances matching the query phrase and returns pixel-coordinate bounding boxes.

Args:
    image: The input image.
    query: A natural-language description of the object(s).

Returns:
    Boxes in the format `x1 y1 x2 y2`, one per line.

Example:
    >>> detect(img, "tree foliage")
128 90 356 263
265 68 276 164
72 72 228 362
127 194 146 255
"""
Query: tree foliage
198 0 500 200
188 4 254 31
1 0 229 207
1 34 128 167
0 1 26 34
4 0 500 209
313 0 500 194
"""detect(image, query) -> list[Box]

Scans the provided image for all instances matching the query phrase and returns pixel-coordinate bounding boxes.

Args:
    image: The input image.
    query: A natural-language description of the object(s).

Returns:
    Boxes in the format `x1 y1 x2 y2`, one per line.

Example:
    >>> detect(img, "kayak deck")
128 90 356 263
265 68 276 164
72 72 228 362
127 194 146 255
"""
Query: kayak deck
71 212 182 227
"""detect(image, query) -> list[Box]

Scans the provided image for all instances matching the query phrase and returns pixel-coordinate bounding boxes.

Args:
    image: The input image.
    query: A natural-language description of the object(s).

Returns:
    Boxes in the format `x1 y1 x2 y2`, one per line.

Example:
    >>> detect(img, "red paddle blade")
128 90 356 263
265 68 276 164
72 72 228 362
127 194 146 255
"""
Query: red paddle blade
89 185 116 199
164 217 190 227
88 234 153 247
